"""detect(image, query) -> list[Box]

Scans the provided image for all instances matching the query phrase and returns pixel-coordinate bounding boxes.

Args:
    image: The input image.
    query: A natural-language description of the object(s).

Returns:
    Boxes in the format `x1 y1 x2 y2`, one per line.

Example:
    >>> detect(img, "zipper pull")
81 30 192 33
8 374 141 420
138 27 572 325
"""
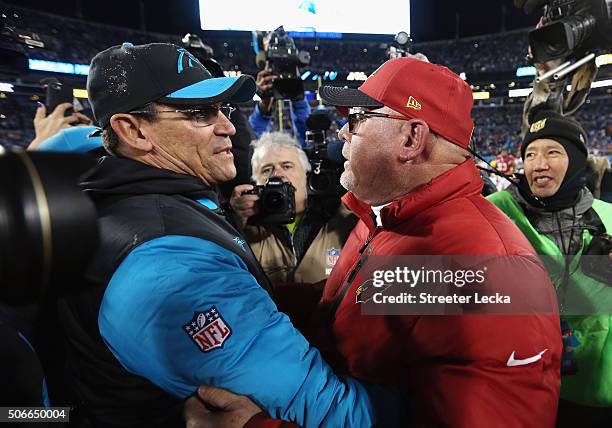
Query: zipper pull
358 227 379 253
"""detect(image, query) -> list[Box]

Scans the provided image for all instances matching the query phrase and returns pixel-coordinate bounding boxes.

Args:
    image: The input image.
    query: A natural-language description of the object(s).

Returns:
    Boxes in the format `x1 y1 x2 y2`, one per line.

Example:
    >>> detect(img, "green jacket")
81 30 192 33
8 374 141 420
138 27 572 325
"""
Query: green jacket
488 189 612 407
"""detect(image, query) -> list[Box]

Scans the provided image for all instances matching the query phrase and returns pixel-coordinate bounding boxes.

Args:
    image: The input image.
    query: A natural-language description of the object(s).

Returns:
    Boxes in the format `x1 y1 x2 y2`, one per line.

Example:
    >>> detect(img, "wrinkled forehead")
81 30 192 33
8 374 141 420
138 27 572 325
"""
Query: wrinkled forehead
260 145 301 165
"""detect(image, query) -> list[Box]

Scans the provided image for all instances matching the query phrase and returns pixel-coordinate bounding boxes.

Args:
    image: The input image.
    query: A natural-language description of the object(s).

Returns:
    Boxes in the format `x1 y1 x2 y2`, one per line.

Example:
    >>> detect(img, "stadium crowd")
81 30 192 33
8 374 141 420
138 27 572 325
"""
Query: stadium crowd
1 5 610 157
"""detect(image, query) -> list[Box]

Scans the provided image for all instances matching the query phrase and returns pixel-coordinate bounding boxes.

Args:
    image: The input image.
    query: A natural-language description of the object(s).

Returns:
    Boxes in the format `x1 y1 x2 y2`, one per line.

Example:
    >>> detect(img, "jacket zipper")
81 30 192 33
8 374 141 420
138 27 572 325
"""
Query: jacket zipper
331 227 380 316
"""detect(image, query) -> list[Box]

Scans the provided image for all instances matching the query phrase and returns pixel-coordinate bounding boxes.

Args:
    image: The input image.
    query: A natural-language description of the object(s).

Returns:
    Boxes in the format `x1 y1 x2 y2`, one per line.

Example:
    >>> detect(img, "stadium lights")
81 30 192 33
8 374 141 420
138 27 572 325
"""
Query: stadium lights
300 70 337 81
509 88 533 97
472 91 490 100
322 71 338 81
591 79 612 88
459 72 467 80
29 59 90 75
223 70 242 77
0 83 14 93
595 53 612 67
72 89 88 99
73 64 90 75
516 66 537 77
347 72 368 81
563 79 612 91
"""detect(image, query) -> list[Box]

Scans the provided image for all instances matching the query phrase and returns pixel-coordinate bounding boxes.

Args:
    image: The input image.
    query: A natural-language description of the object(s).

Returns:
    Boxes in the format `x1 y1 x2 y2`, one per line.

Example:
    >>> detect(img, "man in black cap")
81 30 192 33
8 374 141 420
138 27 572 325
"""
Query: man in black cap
488 110 612 427
58 43 398 427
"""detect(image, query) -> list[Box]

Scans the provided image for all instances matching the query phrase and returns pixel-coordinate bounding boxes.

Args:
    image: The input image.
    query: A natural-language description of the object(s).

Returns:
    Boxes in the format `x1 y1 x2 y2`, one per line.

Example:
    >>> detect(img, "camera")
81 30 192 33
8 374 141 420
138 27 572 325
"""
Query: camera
386 31 412 59
243 176 296 225
254 26 311 100
303 111 344 197
580 233 612 285
522 0 612 62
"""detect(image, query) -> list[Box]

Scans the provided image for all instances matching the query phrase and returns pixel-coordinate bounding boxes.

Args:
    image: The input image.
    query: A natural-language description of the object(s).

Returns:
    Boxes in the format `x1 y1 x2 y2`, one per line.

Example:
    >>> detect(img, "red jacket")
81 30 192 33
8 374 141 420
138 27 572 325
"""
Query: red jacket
249 161 561 428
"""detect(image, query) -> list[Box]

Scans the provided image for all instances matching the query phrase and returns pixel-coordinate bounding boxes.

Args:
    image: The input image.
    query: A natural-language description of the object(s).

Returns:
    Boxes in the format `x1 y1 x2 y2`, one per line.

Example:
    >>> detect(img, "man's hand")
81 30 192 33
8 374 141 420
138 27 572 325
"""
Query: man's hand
230 184 260 228
407 52 429 63
256 69 276 115
28 102 93 150
184 385 262 428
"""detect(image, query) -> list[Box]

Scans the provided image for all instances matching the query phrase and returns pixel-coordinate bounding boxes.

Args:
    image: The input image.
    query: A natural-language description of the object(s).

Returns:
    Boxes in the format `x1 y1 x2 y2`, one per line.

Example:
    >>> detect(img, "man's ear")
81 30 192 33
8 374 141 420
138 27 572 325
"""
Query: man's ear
398 119 429 163
110 114 153 153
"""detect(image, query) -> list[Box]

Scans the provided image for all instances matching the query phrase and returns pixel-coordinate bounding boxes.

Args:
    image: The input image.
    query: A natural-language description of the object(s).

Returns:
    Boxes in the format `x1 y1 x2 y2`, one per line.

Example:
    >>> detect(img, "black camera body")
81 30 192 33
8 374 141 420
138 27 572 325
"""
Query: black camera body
43 79 74 114
526 0 612 62
303 112 344 197
256 26 310 100
386 31 412 59
580 233 612 285
243 176 296 225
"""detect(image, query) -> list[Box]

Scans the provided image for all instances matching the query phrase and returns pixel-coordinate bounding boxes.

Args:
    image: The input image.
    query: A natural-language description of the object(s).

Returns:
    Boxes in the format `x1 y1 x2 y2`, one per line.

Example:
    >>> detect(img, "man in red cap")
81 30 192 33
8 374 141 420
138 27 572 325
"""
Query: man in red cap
187 58 563 428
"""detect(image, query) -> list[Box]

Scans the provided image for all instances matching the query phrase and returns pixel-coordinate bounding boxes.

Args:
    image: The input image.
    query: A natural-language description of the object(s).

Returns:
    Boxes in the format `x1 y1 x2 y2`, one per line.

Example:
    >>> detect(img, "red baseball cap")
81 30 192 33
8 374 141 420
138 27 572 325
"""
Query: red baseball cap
319 57 474 149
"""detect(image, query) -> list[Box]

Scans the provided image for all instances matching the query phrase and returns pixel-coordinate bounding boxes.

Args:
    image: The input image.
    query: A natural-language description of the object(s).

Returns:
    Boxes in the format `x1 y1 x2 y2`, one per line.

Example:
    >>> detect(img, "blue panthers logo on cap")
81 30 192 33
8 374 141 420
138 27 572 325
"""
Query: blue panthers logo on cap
177 47 204 74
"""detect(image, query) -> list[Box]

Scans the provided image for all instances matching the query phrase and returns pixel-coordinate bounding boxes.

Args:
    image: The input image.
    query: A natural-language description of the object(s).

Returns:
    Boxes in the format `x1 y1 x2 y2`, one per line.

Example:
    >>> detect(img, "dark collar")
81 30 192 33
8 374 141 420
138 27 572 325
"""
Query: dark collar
80 156 219 204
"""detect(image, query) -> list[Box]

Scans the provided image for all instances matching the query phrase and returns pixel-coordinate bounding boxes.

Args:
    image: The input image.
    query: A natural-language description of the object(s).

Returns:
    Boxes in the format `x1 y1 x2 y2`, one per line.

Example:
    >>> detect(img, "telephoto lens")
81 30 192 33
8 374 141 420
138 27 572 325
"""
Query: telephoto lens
0 151 98 304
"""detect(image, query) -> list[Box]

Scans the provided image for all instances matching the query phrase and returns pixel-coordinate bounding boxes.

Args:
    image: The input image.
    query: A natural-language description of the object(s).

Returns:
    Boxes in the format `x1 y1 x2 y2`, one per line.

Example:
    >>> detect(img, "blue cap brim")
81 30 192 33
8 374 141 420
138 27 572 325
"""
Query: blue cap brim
160 75 256 105
35 126 103 153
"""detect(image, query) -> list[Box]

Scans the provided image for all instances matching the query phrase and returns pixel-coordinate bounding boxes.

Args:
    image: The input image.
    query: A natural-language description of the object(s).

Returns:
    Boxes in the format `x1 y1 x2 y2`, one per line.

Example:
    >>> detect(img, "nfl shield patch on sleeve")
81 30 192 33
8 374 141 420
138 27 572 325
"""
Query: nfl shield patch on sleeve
183 306 232 352
325 247 341 275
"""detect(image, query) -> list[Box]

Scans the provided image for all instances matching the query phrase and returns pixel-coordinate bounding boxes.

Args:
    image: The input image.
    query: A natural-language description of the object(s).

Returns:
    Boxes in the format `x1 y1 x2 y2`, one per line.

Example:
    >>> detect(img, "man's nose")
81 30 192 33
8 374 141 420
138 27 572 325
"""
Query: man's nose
271 169 287 180
338 123 351 143
533 154 550 171
214 112 236 137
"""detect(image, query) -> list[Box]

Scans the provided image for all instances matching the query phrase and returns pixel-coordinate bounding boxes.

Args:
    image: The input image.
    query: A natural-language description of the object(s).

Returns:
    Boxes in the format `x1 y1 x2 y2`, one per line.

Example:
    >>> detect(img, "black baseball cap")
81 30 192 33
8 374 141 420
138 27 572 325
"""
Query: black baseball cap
87 42 256 127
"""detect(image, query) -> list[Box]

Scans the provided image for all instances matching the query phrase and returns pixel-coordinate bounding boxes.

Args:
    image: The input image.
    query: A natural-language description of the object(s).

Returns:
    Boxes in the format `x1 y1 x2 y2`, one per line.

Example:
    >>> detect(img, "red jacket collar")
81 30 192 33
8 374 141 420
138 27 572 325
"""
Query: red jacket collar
342 160 483 231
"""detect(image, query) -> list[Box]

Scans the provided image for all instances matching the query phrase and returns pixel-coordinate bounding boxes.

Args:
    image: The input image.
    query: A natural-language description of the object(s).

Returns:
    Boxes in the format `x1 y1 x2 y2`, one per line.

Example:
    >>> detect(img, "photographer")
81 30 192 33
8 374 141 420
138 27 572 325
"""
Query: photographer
230 132 357 286
249 69 311 146
488 110 612 427
27 102 93 150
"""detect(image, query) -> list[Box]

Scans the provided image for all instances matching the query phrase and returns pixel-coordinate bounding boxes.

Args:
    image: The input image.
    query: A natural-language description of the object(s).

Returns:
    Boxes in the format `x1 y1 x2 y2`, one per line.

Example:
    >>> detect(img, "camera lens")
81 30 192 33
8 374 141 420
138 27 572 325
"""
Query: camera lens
0 151 98 303
529 13 596 62
309 173 331 193
263 190 285 211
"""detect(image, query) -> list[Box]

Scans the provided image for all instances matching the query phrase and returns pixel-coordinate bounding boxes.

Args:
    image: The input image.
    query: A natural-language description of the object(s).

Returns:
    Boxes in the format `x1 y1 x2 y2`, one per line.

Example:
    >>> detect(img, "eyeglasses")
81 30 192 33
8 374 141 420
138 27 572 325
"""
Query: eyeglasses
129 104 235 127
348 110 412 134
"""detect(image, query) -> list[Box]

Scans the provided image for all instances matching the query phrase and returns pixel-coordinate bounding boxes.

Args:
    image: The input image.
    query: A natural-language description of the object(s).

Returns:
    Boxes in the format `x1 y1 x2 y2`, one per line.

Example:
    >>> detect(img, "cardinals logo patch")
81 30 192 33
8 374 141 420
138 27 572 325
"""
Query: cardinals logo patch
183 306 232 352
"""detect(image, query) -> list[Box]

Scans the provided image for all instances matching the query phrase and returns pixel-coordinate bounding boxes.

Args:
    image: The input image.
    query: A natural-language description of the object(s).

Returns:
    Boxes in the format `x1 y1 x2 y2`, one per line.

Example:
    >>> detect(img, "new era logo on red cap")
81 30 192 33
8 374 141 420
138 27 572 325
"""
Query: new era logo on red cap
406 96 422 111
